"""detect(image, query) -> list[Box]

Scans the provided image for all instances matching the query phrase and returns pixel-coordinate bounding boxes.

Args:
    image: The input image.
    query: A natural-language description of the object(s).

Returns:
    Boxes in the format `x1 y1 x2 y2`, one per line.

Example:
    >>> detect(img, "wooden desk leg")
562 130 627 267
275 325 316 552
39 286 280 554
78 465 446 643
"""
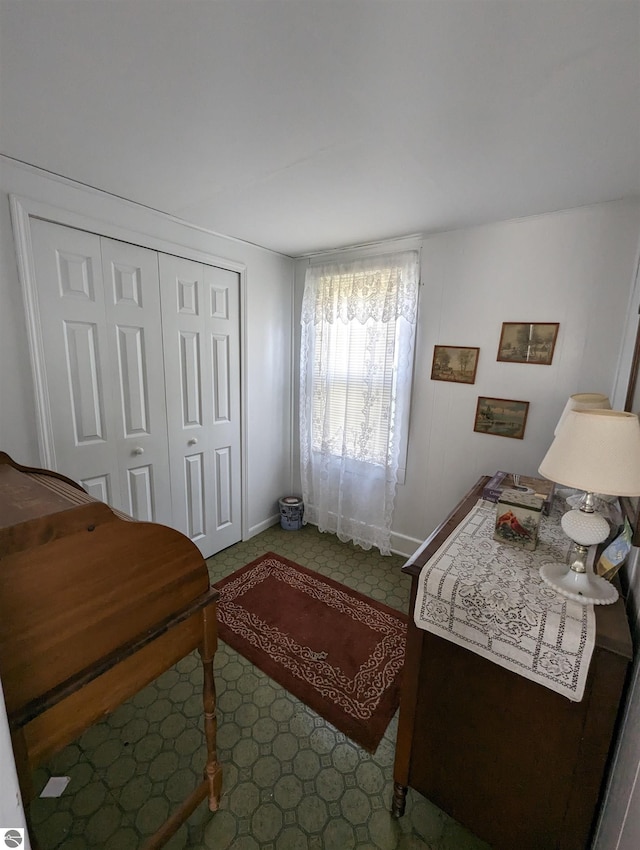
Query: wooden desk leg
144 612 224 848
201 608 222 812
392 782 408 818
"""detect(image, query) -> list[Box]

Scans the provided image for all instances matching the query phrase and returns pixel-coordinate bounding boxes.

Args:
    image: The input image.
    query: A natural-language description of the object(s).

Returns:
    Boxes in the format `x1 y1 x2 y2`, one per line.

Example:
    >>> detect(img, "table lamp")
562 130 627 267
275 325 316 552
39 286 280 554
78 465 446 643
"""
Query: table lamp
538 409 640 605
553 392 611 435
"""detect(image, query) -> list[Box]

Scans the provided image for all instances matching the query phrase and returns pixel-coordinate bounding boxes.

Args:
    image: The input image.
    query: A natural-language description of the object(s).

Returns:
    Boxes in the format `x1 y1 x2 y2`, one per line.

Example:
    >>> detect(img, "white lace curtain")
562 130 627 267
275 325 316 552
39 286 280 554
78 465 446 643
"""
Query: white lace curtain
300 251 419 555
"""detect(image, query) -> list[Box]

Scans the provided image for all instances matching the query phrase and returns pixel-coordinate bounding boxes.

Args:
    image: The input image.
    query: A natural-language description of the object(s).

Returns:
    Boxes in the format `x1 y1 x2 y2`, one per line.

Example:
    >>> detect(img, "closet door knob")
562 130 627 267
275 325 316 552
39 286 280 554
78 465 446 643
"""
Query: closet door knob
188 438 198 446
133 447 144 455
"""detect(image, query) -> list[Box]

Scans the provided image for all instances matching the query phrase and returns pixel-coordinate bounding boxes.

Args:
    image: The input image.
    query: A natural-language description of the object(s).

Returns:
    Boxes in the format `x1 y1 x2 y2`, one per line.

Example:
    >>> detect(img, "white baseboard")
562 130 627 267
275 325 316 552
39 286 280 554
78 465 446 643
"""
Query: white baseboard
390 531 422 560
245 516 421 559
246 514 280 539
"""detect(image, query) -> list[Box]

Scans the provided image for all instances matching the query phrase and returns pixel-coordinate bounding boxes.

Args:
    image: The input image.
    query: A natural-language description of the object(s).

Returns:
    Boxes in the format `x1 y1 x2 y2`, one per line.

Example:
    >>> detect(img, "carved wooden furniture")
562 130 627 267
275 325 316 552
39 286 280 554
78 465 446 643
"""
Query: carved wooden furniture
392 477 632 850
0 452 222 849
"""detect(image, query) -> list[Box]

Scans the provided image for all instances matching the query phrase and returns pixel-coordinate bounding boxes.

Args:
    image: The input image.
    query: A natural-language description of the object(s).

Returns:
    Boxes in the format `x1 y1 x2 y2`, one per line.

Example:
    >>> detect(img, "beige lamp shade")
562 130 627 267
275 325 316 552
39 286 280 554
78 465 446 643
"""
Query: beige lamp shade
539 409 640 497
554 393 611 435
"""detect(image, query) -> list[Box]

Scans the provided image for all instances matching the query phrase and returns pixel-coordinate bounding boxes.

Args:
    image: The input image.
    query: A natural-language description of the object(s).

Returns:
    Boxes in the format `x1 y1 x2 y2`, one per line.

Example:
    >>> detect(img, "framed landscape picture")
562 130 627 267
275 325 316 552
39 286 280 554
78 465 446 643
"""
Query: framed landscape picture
474 396 529 439
431 345 480 384
497 322 559 365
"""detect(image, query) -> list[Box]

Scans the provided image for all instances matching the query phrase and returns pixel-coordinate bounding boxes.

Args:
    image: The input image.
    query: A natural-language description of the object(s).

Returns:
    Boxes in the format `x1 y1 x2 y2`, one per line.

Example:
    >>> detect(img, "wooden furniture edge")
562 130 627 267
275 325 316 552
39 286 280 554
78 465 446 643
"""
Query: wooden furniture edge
393 477 489 816
9 587 219 729
0 450 85 492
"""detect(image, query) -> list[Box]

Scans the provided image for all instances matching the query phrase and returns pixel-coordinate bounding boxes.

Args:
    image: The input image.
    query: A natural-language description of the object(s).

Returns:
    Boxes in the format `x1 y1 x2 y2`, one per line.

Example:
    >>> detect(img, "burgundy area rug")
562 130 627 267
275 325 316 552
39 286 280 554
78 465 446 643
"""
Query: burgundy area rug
213 552 407 753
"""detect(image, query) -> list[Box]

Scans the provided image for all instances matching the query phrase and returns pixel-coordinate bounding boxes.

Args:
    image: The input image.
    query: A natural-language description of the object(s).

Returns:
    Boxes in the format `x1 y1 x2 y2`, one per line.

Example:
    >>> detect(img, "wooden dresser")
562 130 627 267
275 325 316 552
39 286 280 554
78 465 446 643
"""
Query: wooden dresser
0 452 223 849
392 477 632 850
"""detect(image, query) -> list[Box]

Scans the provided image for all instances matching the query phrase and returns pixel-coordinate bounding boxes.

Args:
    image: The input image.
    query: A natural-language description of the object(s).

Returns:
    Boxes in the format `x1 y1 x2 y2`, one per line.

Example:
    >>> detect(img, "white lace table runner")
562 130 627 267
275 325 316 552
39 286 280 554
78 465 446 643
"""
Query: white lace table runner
412 499 596 701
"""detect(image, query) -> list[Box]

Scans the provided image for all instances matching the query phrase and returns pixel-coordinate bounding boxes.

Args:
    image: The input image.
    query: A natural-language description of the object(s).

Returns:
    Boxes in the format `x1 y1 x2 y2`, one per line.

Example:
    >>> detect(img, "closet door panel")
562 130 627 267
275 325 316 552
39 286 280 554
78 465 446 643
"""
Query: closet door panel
160 254 241 556
127 465 155 522
179 330 203 426
204 264 241 548
100 238 172 524
214 446 233 527
64 320 105 442
184 452 206 539
160 254 210 549
82 475 111 503
29 219 120 502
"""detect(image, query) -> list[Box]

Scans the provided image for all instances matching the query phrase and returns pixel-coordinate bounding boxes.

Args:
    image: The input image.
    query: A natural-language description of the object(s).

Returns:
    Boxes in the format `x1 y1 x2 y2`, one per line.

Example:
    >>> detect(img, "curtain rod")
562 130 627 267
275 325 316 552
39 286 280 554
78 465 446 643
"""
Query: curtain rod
297 233 423 261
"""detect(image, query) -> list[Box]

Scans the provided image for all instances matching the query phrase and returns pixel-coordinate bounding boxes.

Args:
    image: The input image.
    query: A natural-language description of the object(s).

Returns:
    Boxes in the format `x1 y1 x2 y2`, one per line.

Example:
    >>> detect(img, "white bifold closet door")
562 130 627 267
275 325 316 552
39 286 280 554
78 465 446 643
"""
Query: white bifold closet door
159 253 241 555
27 218 241 557
30 219 173 524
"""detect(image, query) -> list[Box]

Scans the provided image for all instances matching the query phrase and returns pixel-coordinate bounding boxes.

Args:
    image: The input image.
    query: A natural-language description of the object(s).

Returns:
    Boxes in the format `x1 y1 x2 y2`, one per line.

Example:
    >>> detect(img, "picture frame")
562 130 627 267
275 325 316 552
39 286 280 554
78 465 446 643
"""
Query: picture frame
431 345 480 384
473 396 530 440
497 322 559 365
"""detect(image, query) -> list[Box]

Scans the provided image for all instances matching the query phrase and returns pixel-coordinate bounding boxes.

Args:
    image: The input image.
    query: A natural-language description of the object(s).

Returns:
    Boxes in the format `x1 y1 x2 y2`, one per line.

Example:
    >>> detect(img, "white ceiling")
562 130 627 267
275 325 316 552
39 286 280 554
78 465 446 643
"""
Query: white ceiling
1 1 639 257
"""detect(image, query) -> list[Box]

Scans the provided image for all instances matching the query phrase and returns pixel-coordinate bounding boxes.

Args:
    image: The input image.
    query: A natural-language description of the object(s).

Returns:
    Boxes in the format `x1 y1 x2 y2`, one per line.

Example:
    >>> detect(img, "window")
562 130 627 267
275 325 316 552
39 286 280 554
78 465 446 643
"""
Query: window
311 295 403 466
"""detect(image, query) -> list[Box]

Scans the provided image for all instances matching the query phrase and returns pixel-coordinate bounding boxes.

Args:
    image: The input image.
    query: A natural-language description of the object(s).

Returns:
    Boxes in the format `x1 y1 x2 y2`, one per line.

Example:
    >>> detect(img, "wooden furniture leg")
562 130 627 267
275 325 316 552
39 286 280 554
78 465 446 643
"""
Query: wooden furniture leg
392 782 408 818
201 607 223 811
140 626 222 850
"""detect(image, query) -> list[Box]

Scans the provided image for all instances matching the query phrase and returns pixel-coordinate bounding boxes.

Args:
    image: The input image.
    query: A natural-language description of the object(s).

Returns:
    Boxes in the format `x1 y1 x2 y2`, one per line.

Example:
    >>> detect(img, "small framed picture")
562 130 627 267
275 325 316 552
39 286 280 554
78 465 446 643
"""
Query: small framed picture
497 322 559 365
431 345 480 384
474 396 530 439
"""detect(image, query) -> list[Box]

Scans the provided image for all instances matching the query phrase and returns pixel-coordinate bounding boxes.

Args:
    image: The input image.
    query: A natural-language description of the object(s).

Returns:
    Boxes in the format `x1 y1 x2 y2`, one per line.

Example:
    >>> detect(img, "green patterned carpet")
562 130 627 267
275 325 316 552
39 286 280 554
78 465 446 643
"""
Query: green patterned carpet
30 523 490 849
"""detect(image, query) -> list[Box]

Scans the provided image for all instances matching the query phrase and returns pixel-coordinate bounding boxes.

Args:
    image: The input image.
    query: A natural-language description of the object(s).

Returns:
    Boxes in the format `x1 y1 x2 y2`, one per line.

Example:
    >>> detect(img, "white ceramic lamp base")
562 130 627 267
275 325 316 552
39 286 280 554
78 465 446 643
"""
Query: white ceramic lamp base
538 501 618 605
539 562 618 605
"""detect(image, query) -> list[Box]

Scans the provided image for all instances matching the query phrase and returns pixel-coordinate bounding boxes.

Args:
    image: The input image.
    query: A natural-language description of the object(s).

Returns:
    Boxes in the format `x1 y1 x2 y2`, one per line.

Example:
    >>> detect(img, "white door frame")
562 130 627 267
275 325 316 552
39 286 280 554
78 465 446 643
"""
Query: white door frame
10 193 249 541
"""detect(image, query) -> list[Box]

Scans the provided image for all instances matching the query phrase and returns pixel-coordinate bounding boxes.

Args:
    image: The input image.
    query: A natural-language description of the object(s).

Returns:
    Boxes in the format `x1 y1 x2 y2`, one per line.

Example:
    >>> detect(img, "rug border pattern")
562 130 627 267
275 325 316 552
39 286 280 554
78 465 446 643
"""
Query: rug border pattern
214 552 406 752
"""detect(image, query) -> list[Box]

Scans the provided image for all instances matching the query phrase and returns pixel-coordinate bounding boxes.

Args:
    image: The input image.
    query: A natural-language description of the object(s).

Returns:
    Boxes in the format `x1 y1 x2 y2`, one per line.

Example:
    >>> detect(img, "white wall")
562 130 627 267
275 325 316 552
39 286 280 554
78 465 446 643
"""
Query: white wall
295 199 640 556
